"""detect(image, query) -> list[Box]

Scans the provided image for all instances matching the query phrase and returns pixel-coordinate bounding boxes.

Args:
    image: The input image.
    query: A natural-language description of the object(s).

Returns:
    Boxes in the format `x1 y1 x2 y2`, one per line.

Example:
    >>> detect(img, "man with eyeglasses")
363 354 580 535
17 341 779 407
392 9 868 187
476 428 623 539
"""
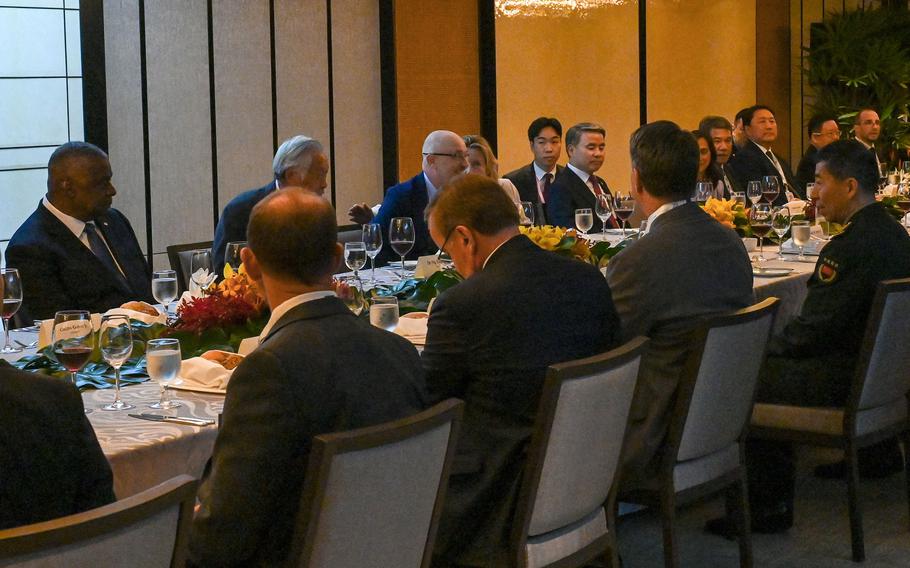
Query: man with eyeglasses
795 113 840 195
347 130 468 265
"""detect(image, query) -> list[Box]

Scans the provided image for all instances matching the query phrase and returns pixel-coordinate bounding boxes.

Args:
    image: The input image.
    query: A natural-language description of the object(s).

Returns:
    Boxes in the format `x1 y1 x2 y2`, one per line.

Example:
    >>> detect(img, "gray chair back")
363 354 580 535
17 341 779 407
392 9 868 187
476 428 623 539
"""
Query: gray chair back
288 399 462 568
337 225 364 245
166 241 213 293
0 475 196 568
855 279 910 411
518 337 647 538
676 298 779 462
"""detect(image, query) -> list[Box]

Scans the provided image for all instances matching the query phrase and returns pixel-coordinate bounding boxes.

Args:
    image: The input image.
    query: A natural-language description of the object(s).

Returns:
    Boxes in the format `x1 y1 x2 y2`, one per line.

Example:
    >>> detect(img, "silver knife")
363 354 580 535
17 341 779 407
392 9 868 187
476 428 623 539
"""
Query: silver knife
129 413 215 426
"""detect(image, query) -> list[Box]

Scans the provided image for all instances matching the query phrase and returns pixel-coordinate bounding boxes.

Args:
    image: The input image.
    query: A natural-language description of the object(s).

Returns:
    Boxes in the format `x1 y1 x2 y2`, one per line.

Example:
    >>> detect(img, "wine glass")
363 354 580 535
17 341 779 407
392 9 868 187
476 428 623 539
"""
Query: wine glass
749 203 773 264
369 296 399 331
53 310 94 413
695 181 714 205
190 249 216 292
344 242 367 295
574 208 593 237
147 338 182 410
771 206 792 261
791 220 811 262
520 201 535 227
747 181 763 205
362 223 383 284
99 315 135 411
762 176 780 204
731 192 746 208
0 268 23 354
613 192 635 237
594 194 613 238
389 217 415 278
224 241 246 272
151 269 178 318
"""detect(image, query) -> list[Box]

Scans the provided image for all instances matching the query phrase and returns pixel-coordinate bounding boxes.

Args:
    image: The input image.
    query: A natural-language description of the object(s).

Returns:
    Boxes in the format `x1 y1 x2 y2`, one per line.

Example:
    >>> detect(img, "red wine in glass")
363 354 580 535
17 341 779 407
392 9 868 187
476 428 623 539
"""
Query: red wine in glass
55 346 93 372
897 199 910 213
762 189 779 203
614 208 634 222
1 298 20 319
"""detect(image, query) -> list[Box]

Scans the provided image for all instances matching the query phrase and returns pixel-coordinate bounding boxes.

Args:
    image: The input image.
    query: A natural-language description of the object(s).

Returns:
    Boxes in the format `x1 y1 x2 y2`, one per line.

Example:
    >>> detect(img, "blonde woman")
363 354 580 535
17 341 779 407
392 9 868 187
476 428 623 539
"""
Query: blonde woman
463 135 530 223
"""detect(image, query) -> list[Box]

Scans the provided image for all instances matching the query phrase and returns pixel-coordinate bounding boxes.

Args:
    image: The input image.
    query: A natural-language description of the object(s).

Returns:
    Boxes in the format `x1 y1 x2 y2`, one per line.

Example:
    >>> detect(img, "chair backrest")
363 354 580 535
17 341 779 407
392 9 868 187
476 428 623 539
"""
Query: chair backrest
0 475 197 568
287 399 463 568
512 336 648 543
337 225 364 245
851 278 910 411
674 298 779 463
166 241 213 293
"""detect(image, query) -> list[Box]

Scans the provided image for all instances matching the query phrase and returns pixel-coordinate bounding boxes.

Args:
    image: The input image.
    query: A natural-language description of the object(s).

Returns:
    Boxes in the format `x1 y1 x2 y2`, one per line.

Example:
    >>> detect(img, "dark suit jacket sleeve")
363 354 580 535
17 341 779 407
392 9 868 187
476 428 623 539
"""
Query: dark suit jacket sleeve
67 384 117 510
212 200 247 272
189 349 312 566
605 249 650 342
546 182 574 229
421 292 471 402
5 241 77 322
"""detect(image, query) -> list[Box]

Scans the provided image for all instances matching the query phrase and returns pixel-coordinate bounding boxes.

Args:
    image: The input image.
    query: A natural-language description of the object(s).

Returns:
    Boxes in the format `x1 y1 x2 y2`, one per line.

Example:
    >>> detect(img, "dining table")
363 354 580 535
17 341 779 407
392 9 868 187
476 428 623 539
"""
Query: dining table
2 241 816 499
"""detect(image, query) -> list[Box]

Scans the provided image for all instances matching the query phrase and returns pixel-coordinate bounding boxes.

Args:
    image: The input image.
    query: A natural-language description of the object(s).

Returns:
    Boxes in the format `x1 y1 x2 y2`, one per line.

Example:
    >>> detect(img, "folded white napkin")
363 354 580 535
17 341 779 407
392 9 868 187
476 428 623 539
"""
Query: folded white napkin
179 356 233 391
395 313 428 346
785 200 806 216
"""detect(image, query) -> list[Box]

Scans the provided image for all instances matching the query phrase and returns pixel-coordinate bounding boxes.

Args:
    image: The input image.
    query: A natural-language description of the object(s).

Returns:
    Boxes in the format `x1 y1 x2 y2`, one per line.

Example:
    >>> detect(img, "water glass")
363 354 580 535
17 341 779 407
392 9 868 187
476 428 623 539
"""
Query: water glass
369 296 399 332
575 208 593 237
731 192 746 208
771 207 791 260
190 249 216 292
520 201 535 226
152 269 178 317
747 181 763 205
224 241 246 272
99 315 135 411
0 268 23 354
791 220 811 261
147 338 182 409
344 242 367 295
362 223 383 283
695 181 714 205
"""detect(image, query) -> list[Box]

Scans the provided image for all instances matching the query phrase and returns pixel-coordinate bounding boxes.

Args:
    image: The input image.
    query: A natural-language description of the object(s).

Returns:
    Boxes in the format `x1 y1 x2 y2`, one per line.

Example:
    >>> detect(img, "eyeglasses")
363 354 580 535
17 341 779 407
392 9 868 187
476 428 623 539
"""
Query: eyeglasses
423 151 468 161
437 226 456 258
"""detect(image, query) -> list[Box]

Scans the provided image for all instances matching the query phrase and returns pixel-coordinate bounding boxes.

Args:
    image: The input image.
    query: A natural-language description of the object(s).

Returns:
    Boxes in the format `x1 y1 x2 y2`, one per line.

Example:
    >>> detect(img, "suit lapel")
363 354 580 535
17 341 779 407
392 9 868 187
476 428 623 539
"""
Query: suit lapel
261 297 353 343
37 206 120 281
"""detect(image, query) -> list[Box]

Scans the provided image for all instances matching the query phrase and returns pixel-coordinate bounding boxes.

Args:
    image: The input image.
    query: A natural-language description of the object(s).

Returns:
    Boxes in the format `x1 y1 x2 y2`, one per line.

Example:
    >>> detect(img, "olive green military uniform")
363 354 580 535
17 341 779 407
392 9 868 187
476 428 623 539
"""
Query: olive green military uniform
749 202 910 515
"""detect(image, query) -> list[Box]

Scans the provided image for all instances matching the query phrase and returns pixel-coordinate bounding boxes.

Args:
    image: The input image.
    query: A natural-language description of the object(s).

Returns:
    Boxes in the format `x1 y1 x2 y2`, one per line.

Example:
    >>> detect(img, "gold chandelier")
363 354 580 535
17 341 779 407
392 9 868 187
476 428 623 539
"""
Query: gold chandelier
494 0 633 18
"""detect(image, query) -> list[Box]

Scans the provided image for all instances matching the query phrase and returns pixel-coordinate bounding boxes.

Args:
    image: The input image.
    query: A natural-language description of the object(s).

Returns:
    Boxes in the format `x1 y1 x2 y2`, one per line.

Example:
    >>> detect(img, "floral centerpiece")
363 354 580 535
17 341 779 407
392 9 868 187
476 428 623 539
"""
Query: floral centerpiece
519 225 627 268
702 197 752 237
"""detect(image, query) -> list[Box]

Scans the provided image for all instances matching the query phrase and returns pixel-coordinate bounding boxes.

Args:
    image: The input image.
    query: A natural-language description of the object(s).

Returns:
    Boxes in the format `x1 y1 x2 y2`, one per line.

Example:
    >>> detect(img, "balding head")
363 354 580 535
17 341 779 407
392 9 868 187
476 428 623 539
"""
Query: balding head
421 130 468 188
246 188 339 285
47 141 116 221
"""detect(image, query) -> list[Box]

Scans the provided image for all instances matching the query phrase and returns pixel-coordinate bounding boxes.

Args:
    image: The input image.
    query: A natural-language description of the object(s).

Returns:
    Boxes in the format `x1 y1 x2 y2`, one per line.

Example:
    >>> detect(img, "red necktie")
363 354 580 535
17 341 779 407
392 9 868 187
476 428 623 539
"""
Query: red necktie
589 175 603 196
542 172 552 202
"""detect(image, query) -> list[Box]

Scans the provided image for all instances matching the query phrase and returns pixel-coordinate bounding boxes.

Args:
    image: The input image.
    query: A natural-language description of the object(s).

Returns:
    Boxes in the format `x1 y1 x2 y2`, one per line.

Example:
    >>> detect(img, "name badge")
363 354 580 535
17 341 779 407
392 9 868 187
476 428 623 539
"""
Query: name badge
414 255 442 279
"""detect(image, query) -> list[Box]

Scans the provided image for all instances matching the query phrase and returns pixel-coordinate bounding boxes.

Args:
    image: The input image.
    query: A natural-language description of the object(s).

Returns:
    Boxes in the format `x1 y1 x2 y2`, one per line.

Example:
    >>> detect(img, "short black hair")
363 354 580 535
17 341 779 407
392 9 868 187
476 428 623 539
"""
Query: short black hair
734 107 752 124
48 141 106 170
527 117 562 141
630 121 699 200
807 113 838 138
742 105 775 127
247 189 338 284
565 122 606 148
699 115 733 135
427 173 519 236
816 140 878 195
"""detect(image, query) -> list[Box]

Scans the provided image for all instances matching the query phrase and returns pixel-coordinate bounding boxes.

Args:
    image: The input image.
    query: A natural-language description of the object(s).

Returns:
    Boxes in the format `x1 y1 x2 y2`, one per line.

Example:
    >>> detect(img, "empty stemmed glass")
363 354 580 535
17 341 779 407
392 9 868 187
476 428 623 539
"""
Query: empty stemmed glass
520 201 535 227
344 242 367 296
771 206 791 261
389 217 415 278
749 203 773 264
152 269 178 320
762 175 781 204
747 181 763 206
0 268 23 354
190 249 216 292
147 338 182 410
594 194 613 238
224 241 246 272
612 192 635 237
574 208 593 238
53 310 94 413
99 315 135 411
362 223 382 284
695 181 714 205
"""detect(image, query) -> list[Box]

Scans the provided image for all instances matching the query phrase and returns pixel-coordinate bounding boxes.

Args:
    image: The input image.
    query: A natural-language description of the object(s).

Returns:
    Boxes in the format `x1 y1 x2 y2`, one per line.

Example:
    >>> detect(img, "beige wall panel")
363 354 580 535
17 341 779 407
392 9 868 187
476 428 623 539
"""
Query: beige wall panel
144 0 213 254
331 0 384 224
647 0 756 132
212 0 274 210
104 0 147 253
274 0 330 155
496 4 639 193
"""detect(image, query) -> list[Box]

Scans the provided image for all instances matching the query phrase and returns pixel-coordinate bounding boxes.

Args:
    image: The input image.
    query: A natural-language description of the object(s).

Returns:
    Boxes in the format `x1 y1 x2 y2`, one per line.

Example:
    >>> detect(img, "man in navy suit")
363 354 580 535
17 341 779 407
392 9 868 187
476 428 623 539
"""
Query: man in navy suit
727 105 800 203
546 122 617 231
503 116 564 225
6 142 153 321
212 135 329 271
347 130 468 265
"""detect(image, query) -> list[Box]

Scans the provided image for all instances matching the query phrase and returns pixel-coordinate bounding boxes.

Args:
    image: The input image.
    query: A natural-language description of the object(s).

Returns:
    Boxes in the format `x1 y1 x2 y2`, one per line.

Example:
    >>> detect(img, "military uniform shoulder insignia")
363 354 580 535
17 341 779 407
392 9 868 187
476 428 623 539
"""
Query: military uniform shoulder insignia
817 256 839 283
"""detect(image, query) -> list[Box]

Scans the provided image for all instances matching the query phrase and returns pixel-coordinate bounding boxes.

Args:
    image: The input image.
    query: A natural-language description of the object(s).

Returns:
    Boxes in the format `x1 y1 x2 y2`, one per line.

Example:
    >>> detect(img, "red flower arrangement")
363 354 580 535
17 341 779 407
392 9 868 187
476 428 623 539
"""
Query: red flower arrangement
171 293 263 334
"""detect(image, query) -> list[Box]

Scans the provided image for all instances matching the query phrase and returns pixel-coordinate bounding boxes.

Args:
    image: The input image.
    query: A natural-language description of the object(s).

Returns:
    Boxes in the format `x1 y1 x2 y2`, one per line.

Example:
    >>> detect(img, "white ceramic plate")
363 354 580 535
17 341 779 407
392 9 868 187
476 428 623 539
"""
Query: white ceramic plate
752 267 795 278
169 381 226 395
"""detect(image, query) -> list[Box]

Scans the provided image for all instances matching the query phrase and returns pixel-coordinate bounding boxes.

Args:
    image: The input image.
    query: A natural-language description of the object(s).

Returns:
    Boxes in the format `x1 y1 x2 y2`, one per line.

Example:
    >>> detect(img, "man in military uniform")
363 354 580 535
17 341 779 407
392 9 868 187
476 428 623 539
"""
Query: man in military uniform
707 139 910 537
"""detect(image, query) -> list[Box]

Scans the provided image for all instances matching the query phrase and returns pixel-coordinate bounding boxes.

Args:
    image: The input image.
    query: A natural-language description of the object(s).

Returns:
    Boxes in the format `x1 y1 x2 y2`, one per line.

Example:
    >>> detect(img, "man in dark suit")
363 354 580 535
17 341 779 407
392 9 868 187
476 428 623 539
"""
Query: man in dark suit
795 113 840 195
727 105 800 202
503 116 564 225
212 135 329 271
606 121 753 490
423 174 620 566
6 142 153 321
853 108 883 170
348 130 468 265
546 122 618 231
0 360 115 530
699 115 740 196
189 189 427 567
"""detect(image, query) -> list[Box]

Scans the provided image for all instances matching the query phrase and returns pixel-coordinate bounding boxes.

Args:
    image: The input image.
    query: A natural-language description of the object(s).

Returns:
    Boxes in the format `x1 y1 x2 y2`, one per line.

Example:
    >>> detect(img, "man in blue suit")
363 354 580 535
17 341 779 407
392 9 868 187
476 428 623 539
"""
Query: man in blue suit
6 142 153 321
212 135 329 271
348 130 468 265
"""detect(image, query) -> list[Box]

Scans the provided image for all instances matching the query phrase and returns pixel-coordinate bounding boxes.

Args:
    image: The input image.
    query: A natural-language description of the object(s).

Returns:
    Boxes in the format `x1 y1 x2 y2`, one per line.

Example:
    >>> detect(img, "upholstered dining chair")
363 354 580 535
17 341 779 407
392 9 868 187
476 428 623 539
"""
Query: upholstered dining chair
166 240 213 293
750 277 910 562
622 298 780 568
510 336 649 568
285 398 463 568
0 474 197 568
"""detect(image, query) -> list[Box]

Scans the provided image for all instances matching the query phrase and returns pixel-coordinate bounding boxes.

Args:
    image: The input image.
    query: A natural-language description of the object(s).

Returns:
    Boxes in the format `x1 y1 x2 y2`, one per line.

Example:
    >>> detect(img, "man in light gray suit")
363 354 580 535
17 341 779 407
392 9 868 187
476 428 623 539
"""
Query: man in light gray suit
606 121 754 489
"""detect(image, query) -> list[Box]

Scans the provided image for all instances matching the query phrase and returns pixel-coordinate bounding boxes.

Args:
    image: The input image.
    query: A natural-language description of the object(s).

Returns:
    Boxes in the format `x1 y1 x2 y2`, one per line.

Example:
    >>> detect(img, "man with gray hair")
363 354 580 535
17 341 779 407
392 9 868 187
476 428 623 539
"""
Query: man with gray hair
347 130 468 265
212 134 328 271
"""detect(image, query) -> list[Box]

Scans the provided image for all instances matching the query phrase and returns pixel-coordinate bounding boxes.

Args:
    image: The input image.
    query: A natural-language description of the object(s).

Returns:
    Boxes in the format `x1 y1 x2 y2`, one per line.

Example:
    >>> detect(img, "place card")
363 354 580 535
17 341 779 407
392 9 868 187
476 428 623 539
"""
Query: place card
414 255 442 279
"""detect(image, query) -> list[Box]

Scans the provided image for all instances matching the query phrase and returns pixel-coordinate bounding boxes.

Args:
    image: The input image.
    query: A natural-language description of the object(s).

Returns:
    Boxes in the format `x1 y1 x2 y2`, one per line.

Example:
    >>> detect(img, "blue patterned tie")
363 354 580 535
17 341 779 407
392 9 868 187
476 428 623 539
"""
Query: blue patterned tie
84 223 127 285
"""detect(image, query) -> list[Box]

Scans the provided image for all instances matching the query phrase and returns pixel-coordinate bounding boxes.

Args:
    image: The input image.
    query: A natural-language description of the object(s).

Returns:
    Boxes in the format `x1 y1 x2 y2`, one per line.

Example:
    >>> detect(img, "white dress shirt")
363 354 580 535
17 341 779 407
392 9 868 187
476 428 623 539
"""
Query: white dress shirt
640 200 687 237
567 163 601 197
533 162 558 203
258 290 336 343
